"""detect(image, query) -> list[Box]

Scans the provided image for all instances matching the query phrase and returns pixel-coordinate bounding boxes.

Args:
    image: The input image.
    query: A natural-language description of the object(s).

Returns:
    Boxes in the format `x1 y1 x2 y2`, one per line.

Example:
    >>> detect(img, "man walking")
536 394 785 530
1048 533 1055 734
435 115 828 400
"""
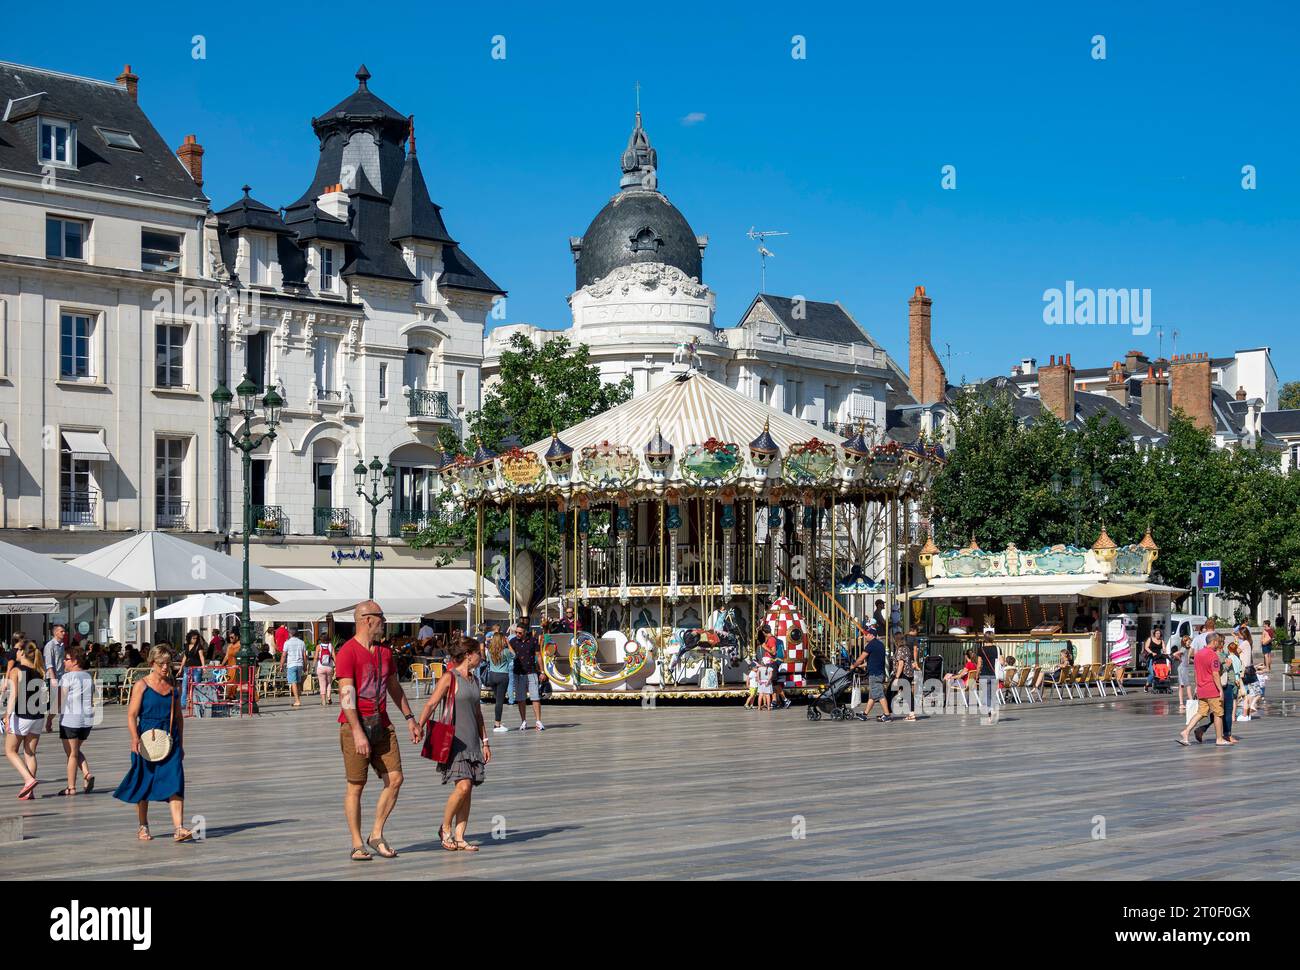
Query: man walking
1178 632 1230 747
976 634 1000 722
850 629 891 722
43 623 67 732
337 600 420 861
281 627 308 709
510 622 547 731
273 622 291 657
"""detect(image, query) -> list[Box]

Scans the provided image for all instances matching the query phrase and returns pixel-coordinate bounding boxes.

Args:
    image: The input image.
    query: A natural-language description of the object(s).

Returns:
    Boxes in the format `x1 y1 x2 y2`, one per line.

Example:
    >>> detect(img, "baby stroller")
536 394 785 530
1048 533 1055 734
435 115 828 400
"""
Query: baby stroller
807 662 856 720
1151 659 1172 694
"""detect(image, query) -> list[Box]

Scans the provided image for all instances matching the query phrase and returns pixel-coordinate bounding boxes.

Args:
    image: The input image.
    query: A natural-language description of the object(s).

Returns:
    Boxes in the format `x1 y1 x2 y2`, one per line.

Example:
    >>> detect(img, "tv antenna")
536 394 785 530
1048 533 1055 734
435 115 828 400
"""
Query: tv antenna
943 342 969 376
1171 328 1180 358
746 227 788 292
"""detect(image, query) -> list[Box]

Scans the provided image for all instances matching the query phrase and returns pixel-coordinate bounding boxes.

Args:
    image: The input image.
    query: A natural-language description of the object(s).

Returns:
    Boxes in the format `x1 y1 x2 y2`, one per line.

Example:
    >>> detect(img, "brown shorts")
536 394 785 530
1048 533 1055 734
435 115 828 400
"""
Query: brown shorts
340 723 402 784
1196 697 1225 720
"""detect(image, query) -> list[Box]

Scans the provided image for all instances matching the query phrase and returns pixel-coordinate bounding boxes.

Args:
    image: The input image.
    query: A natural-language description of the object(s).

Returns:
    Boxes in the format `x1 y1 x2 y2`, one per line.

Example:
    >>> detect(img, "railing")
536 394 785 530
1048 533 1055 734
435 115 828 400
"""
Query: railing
156 499 190 530
314 507 354 537
580 542 775 589
248 504 286 536
407 388 451 420
60 490 98 526
390 509 434 538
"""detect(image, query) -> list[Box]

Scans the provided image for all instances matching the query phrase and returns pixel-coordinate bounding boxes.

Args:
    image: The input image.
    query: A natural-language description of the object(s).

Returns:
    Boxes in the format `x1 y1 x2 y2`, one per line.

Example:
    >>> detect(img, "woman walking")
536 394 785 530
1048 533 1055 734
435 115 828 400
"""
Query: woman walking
1260 621 1275 672
315 639 335 705
179 629 205 709
417 636 490 852
1221 641 1243 744
58 646 95 795
113 646 193 842
483 632 514 733
4 643 47 800
1143 628 1166 692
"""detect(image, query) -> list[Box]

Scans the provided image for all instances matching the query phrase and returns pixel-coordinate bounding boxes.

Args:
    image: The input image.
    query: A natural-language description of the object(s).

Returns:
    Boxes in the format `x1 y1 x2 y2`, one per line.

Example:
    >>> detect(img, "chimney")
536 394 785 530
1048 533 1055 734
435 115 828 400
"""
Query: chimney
1141 365 1170 434
1170 352 1213 433
1038 353 1076 422
317 183 350 222
176 134 204 189
116 64 139 102
907 285 947 405
1123 349 1147 375
1105 360 1129 408
1020 357 1037 376
1235 385 1247 402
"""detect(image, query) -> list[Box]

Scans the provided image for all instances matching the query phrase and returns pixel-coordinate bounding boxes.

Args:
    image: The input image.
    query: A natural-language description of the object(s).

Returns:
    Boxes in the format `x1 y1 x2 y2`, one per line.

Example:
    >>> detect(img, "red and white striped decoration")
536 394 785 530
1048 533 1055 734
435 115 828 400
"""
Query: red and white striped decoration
765 596 808 687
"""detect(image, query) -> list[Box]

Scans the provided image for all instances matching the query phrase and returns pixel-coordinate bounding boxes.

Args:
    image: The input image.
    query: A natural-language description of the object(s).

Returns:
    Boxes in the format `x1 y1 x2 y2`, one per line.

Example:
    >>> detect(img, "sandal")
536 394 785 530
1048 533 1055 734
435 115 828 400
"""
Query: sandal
454 839 480 853
58 788 77 796
174 827 194 843
16 778 37 800
84 775 95 793
366 836 398 859
137 825 153 841
350 846 372 861
439 826 458 851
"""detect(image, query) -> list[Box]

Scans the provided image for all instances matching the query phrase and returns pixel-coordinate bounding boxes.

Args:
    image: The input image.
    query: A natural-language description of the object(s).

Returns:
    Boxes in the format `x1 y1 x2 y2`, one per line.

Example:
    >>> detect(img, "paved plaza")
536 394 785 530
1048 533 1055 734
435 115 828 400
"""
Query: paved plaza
3 687 1298 880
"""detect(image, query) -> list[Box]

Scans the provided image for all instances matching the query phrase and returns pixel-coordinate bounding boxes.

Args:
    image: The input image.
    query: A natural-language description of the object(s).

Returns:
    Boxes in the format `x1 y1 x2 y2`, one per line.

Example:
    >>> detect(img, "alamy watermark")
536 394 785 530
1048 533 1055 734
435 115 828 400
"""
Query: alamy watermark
1042 281 1151 336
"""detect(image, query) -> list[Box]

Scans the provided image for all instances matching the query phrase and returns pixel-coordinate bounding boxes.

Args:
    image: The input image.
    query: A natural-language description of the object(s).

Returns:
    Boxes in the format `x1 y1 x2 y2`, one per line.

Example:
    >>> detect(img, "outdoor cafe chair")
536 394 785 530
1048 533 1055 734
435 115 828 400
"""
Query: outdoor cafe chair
409 663 432 698
1110 664 1128 695
1096 662 1115 697
1050 665 1075 700
1024 666 1045 703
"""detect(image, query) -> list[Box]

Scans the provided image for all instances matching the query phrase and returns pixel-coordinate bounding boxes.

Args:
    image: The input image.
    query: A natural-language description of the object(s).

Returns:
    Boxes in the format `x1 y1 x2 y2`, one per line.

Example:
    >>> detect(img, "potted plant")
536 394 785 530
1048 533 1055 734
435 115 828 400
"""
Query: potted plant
400 521 421 537
327 513 349 538
255 518 280 537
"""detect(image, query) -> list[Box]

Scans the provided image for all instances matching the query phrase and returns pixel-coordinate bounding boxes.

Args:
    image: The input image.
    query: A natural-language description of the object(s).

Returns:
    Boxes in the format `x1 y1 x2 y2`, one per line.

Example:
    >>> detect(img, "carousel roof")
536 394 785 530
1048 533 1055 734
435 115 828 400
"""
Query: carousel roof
523 369 845 458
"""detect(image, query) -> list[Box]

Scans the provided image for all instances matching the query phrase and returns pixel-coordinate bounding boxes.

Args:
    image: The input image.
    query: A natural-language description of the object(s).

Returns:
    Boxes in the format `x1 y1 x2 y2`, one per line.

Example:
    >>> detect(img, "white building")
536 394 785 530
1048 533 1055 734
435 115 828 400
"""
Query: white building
0 61 220 640
483 113 910 437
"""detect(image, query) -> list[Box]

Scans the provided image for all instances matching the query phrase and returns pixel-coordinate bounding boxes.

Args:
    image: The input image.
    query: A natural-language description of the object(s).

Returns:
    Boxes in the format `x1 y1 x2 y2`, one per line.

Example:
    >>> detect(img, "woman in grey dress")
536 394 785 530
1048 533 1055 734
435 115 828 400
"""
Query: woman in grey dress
417 636 491 852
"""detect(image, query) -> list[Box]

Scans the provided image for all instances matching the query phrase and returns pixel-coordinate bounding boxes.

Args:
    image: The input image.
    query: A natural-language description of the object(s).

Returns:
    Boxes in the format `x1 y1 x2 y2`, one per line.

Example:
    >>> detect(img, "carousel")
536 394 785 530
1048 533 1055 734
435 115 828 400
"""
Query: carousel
442 360 946 699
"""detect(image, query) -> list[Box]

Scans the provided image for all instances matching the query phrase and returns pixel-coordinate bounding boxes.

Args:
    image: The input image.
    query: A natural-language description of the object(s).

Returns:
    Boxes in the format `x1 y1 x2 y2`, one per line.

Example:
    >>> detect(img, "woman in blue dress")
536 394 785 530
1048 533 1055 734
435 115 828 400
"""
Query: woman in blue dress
114 646 193 842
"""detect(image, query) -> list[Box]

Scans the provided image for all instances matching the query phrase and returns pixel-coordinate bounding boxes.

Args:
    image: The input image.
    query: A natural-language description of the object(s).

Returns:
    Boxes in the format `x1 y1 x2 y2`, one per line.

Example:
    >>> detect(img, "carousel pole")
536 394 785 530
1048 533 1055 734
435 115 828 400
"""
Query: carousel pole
658 499 666 642
750 494 757 661
572 499 580 635
475 501 484 632
509 498 516 623
886 493 896 653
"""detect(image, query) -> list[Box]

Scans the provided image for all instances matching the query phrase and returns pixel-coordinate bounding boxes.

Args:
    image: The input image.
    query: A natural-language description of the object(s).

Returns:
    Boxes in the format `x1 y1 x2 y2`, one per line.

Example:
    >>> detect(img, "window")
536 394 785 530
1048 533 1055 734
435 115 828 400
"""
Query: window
320 246 336 292
1292 444 1300 471
155 324 186 387
246 332 268 392
95 126 140 151
60 313 93 379
378 362 388 400
155 438 187 527
39 119 75 166
417 254 436 303
59 451 95 525
141 230 182 274
247 235 269 285
456 370 465 409
46 217 86 260
315 337 338 396
404 349 426 389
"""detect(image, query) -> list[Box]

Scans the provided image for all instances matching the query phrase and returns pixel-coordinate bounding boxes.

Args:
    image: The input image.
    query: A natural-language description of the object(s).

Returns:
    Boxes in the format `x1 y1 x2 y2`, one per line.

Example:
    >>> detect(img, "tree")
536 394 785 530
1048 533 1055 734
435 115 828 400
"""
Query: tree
1279 380 1300 411
409 332 633 566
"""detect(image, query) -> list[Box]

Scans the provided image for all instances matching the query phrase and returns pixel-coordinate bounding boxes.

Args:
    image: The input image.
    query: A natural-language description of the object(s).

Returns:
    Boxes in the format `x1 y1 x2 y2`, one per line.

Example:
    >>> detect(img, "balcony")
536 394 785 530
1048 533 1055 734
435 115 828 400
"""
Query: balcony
60 490 98 527
406 388 452 428
156 499 191 530
390 509 434 539
248 505 286 537
314 507 354 537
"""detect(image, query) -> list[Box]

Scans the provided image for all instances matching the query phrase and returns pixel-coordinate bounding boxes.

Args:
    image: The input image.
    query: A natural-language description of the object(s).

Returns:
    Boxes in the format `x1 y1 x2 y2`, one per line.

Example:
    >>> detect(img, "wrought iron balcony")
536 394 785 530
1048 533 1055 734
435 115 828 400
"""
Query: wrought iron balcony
248 504 286 536
156 499 191 530
314 506 354 537
60 490 98 526
390 509 433 539
406 388 451 420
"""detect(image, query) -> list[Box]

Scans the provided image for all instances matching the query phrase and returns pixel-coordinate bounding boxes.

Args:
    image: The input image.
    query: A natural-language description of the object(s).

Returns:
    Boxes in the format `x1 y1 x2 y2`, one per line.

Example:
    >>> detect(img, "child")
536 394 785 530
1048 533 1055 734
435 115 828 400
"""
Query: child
58 646 95 795
744 663 759 709
757 660 774 712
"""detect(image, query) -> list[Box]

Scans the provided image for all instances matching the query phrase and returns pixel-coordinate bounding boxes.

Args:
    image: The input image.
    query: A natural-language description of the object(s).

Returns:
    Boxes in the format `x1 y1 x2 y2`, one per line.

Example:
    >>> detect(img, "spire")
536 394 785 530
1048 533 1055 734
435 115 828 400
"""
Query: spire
619 109 658 191
355 64 371 90
407 114 416 155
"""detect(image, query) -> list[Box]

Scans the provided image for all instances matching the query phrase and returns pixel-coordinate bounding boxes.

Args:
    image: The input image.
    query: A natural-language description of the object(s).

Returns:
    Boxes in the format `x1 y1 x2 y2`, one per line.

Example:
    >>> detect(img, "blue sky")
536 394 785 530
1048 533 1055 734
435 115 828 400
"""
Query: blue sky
6 1 1298 383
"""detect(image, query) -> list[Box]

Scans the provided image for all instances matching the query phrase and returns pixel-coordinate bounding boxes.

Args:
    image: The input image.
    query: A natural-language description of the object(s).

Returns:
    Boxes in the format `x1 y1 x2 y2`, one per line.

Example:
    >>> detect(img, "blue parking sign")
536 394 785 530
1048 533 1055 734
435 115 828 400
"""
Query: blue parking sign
1198 561 1221 591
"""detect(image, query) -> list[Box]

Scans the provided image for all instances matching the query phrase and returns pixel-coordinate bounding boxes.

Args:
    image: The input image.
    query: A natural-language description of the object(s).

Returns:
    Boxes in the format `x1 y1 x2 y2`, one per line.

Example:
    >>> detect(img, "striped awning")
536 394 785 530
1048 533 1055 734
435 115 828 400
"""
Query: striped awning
62 431 109 462
524 370 845 458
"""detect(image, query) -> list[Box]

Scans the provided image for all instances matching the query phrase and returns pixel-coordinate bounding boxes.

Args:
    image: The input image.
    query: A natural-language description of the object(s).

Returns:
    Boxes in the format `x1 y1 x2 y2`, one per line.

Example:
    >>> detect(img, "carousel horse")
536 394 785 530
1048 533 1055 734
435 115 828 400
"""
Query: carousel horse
541 629 653 689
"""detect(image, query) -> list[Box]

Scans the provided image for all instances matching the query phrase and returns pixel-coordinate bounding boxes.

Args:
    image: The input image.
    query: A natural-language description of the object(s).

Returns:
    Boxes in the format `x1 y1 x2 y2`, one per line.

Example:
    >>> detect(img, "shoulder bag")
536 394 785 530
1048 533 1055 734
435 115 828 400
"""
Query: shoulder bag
420 669 457 764
139 684 176 763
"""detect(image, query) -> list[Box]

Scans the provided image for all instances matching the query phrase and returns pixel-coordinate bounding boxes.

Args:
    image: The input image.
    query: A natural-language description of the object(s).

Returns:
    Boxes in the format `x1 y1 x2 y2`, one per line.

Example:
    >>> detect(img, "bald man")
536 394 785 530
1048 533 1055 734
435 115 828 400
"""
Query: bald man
336 600 420 861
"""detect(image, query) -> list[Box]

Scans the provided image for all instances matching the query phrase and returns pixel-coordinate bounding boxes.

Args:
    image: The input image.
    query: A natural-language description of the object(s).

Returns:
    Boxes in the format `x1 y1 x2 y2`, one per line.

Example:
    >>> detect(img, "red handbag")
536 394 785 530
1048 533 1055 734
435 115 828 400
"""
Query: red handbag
420 669 457 763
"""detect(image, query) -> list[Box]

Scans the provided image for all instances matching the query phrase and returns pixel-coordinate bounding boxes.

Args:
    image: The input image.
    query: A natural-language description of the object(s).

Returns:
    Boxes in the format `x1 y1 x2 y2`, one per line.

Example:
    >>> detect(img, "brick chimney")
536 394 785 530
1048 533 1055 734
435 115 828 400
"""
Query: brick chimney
1170 352 1213 433
176 134 204 189
1235 385 1247 401
1105 360 1129 407
317 183 350 222
1123 349 1147 375
1140 365 1170 433
116 64 139 101
907 285 947 405
1038 353 1076 421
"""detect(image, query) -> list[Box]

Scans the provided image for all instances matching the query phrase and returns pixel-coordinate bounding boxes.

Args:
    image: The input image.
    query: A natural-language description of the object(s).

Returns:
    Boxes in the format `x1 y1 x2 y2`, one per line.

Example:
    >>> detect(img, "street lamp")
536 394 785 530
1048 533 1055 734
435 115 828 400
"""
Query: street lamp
1051 468 1104 546
213 373 283 668
356 455 395 599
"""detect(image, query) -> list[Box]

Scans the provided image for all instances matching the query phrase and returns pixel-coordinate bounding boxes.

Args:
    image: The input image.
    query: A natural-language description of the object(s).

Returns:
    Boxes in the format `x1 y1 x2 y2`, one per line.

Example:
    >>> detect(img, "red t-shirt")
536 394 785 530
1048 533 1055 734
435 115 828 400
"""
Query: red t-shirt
335 638 394 728
1194 647 1221 700
274 626 291 652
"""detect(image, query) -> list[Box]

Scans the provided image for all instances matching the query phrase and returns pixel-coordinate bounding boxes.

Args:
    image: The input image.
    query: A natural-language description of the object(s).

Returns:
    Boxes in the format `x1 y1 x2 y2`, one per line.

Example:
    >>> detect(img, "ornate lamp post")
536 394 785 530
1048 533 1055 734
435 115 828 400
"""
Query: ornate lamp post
212 373 283 666
355 456 395 599
1051 468 1103 546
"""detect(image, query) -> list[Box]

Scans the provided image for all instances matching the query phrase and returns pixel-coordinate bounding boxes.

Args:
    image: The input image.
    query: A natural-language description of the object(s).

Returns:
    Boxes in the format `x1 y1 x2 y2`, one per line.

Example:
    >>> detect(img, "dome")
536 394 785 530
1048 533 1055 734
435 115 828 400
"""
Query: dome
572 113 705 290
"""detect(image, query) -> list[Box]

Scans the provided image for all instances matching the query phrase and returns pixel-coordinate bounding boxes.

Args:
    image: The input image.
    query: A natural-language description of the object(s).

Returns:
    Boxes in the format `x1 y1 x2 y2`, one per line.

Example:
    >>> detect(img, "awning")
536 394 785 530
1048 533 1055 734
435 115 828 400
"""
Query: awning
62 431 110 462
330 597 458 624
257 598 365 623
265 567 507 623
0 428 11 458
912 578 1186 600
0 597 58 615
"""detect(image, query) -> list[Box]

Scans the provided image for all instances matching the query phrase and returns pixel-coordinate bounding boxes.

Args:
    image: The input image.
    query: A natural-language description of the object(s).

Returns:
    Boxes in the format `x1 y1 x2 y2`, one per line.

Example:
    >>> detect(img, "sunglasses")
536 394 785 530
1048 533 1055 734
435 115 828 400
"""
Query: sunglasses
362 612 386 621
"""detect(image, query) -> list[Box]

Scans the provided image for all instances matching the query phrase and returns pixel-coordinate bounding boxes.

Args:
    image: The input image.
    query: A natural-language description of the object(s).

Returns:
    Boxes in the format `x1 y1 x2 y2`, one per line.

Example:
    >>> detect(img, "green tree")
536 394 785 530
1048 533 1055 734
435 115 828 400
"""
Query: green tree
1279 380 1300 411
409 332 632 568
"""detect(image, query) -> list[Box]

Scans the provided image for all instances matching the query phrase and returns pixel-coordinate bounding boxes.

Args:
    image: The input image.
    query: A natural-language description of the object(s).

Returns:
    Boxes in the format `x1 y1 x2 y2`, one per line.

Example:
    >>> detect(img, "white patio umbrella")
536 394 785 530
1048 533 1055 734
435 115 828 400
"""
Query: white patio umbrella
0 538 138 597
135 592 270 622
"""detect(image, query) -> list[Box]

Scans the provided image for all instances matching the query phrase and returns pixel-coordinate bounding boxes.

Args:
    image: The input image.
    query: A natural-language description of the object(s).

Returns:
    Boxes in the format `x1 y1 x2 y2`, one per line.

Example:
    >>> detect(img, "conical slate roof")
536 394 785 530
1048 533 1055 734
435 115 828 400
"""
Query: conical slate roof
645 424 674 457
524 371 844 460
545 434 574 461
749 419 779 455
841 424 871 457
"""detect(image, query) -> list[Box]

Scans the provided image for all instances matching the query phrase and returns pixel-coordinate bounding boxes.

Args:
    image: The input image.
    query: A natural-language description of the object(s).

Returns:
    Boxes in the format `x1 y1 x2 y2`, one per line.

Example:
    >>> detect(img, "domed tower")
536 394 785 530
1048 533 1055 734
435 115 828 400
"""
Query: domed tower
567 113 715 369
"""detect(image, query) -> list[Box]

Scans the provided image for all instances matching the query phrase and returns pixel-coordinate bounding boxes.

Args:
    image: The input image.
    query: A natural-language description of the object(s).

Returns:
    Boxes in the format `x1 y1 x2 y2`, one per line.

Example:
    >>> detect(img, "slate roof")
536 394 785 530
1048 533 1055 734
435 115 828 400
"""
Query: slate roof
0 61 204 203
1262 409 1300 438
389 150 455 245
747 294 871 345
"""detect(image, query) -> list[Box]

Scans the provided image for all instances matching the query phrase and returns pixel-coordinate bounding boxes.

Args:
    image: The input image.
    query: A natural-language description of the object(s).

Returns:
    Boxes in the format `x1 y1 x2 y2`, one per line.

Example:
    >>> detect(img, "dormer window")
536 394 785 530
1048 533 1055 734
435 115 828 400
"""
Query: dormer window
320 246 336 293
95 126 141 151
39 118 76 167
